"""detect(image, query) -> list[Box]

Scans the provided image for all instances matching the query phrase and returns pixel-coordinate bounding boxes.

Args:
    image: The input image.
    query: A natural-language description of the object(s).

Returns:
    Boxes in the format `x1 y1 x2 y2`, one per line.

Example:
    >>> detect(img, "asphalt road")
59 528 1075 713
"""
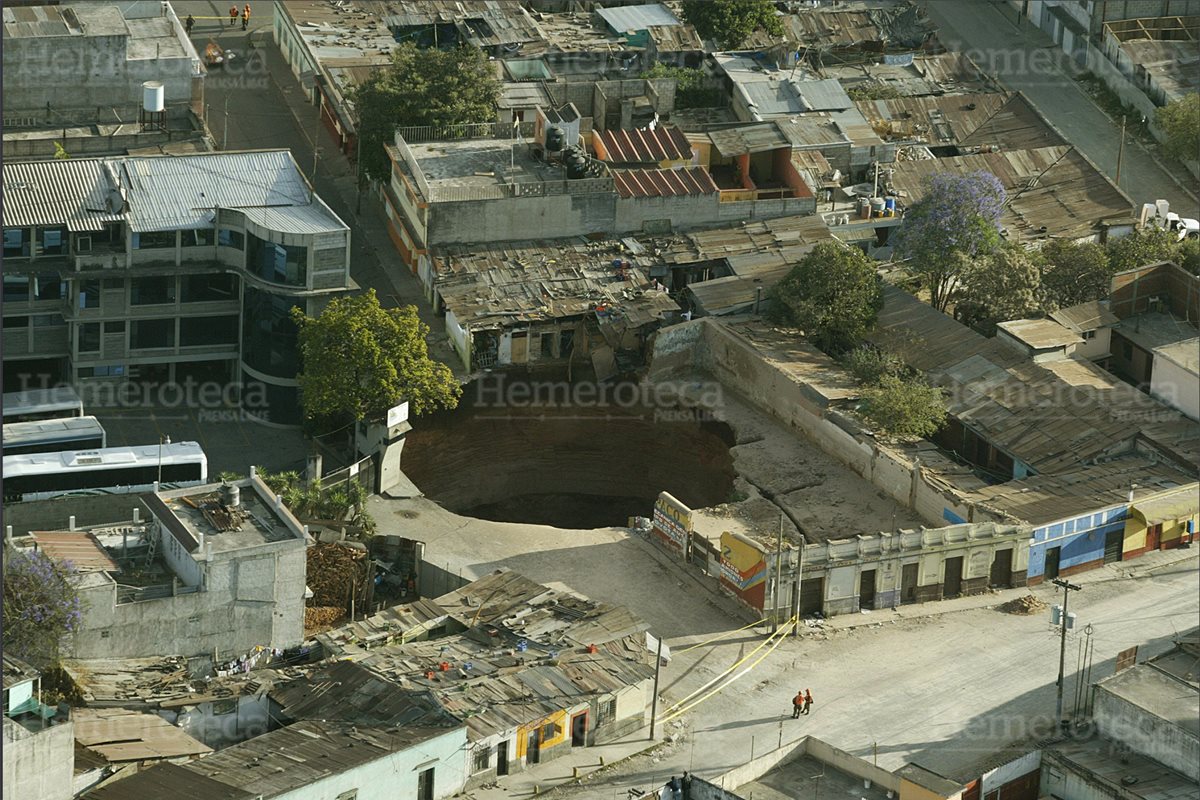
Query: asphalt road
925 0 1198 216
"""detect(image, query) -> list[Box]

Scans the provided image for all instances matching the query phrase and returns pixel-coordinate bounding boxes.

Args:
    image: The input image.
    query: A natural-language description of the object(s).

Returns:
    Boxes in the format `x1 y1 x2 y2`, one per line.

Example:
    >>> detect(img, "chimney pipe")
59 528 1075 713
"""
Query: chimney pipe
133 508 141 523
69 516 76 531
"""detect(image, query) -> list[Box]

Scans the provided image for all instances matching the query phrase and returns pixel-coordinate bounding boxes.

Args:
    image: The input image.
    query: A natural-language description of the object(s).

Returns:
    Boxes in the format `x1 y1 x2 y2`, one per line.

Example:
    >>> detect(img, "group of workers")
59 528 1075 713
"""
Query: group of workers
182 5 251 35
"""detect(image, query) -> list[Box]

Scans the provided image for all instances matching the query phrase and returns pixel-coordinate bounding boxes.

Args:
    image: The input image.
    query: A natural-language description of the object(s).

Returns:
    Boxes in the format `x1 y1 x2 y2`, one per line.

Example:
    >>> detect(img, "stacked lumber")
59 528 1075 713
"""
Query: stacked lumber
304 606 346 631
306 543 369 609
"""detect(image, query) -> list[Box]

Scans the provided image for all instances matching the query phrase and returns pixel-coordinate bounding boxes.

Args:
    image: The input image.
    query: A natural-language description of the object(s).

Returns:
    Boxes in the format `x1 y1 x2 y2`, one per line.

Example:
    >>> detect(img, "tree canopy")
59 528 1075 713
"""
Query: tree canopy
1156 93 1200 163
954 244 1043 335
680 0 783 49
641 64 723 108
891 171 1006 312
860 375 947 440
1039 239 1114 309
292 289 460 423
354 43 500 182
1106 226 1179 274
767 242 883 355
4 549 83 668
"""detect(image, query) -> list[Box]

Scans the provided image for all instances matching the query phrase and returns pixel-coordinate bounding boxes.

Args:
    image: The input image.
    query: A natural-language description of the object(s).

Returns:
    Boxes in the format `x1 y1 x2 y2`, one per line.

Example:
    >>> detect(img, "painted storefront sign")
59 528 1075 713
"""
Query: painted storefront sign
652 491 692 553
719 531 768 610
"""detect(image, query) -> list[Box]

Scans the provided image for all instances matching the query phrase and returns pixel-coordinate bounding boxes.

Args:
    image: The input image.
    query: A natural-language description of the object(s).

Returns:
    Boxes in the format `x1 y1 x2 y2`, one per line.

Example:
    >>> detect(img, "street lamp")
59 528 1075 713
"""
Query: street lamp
157 434 171 487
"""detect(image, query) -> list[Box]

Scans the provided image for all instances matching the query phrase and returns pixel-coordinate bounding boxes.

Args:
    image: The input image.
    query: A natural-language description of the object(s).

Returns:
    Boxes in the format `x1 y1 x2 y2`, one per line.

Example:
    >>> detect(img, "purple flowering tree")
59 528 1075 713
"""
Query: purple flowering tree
891 171 1006 311
3 549 83 668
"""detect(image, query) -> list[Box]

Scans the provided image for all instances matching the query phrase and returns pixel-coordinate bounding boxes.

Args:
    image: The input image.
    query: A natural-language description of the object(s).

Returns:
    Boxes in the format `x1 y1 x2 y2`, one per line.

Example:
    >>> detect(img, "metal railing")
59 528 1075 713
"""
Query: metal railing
115 580 200 605
396 120 534 144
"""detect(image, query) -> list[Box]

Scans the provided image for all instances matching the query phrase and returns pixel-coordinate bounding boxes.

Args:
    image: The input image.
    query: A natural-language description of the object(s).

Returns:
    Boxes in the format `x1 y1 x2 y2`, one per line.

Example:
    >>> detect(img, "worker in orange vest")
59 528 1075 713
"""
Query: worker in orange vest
229 5 238 27
242 4 250 31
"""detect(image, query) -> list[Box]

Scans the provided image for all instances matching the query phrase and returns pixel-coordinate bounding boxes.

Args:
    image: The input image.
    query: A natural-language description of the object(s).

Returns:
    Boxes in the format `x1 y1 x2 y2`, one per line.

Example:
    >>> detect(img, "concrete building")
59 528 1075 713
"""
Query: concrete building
1150 337 1200 420
1048 300 1119 363
1091 635 1200 781
2 656 74 800
1 2 204 126
1 150 352 425
10 473 310 661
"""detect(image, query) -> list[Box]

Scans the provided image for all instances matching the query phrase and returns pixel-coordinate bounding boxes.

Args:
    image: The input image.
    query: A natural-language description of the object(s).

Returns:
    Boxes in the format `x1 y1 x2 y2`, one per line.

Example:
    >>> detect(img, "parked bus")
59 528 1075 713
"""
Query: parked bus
2 416 107 457
2 386 85 424
3 441 208 503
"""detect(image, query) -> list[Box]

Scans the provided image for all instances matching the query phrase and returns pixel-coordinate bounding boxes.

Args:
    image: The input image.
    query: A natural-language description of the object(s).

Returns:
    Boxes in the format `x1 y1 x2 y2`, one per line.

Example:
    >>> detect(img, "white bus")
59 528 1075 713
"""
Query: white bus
3 441 208 503
2 416 107 457
2 386 85 424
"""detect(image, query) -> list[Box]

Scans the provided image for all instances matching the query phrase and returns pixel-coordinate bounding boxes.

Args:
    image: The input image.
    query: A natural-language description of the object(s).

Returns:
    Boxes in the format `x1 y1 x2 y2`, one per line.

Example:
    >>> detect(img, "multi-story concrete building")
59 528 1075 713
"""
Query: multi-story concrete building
1 150 351 425
7 473 310 661
2 656 74 800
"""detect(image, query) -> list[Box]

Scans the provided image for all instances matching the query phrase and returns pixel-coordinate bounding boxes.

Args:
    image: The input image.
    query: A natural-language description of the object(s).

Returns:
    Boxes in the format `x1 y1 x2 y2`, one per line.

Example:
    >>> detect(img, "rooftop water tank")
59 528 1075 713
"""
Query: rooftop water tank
142 81 165 113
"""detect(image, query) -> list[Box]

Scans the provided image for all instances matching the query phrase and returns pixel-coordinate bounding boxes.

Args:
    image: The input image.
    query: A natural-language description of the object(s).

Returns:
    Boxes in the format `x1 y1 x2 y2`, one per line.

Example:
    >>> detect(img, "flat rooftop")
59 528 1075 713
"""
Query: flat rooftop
739 754 895 800
154 478 306 555
403 139 611 199
1097 662 1200 737
1114 312 1199 353
1047 737 1198 800
2 4 190 60
1154 337 1200 374
997 318 1083 351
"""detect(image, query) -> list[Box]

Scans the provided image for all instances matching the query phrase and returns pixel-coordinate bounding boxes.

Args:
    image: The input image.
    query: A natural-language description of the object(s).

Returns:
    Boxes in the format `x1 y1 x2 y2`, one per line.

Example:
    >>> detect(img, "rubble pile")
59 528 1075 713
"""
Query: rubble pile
306 543 370 610
997 595 1048 615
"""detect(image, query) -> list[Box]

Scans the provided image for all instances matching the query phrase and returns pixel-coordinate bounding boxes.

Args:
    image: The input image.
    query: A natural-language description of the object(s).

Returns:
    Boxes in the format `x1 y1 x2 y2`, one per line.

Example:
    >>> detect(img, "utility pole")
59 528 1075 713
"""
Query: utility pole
355 127 363 215
1115 115 1126 187
648 635 663 740
222 95 229 151
157 434 170 486
792 538 804 637
1052 578 1081 727
772 513 784 633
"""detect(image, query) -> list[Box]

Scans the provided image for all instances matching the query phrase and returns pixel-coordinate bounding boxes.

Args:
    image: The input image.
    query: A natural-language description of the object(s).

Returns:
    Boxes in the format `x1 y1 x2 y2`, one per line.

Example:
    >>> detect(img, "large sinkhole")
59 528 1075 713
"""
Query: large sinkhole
402 373 736 528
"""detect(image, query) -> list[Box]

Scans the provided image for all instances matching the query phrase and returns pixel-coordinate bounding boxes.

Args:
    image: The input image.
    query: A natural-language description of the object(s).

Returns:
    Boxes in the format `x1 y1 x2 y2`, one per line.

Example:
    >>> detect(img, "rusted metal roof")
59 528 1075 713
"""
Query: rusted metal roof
996 318 1082 350
595 125 692 164
73 708 212 763
31 531 120 572
611 166 718 198
1049 300 1119 333
80 763 253 800
857 92 1064 151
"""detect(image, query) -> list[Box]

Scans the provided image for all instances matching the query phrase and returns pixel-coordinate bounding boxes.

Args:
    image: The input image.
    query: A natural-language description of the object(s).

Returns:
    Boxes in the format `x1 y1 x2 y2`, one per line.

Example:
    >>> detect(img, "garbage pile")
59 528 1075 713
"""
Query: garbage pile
306 542 370 611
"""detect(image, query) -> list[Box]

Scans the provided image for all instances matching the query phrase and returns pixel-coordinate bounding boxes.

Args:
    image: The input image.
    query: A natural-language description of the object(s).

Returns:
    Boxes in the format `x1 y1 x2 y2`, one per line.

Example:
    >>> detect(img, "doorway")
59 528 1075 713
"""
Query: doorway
798 577 824 615
571 711 588 747
511 330 529 363
417 768 435 800
496 742 509 776
1145 523 1162 551
900 562 918 603
1044 546 1061 580
1103 530 1123 564
943 556 964 598
859 569 876 610
989 548 1013 587
526 729 541 765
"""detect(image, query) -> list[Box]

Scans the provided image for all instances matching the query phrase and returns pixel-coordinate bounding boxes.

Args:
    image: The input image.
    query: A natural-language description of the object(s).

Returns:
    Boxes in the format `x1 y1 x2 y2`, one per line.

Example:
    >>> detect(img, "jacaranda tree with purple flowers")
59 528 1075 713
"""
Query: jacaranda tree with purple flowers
3 549 84 668
892 171 1006 312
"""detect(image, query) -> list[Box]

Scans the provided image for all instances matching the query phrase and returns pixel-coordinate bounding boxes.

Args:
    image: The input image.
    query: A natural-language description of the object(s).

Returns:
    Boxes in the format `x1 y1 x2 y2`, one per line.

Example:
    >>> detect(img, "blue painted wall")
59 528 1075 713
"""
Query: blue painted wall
1027 506 1127 579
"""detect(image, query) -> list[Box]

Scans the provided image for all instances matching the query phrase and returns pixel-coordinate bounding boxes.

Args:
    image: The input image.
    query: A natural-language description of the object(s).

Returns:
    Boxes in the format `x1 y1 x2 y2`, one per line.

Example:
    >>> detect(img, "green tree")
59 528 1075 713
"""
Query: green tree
292 289 460 423
1177 237 1200 276
4 549 83 668
259 469 375 533
767 242 883 355
1155 93 1200 163
954 244 1043 335
846 84 903 101
641 64 722 109
843 344 905 385
1039 239 1114 309
860 375 947 440
1106 226 1179 273
354 43 500 182
891 171 1006 312
681 0 783 49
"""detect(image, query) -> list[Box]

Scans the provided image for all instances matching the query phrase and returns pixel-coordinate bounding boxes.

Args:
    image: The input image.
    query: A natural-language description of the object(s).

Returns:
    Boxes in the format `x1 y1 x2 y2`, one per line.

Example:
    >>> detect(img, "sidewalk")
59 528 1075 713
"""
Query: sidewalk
463 728 663 800
823 544 1198 632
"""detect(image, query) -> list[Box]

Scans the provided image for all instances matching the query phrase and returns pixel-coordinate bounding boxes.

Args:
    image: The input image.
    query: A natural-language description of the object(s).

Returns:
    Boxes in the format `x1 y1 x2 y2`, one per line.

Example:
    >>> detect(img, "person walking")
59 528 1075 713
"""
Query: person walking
667 775 682 800
229 5 238 27
184 14 194 35
802 688 814 715
681 772 693 800
791 689 804 719
242 4 250 31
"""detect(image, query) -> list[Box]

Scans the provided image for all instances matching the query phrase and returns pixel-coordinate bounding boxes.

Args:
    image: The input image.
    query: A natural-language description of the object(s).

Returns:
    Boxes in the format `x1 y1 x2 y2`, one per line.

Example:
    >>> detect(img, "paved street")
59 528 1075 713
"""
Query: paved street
926 1 1198 216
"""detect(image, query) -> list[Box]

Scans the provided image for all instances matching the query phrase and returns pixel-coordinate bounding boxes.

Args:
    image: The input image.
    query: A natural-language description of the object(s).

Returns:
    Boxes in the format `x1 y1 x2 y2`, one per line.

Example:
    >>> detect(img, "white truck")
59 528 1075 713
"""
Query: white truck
1140 199 1200 241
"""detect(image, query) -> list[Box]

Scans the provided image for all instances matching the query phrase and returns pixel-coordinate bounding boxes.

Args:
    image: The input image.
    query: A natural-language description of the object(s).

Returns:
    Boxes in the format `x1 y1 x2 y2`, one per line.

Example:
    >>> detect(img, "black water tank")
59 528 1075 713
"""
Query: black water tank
545 126 565 152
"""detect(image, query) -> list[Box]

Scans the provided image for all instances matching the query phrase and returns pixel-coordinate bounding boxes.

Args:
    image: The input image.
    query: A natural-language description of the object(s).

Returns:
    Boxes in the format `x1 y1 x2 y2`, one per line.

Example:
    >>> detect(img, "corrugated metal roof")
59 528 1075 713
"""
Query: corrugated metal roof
596 125 692 164
611 167 717 198
30 531 120 573
596 3 680 33
1049 300 1119 333
996 318 1082 350
239 201 348 236
2 159 126 231
73 708 212 763
2 655 38 690
798 78 853 111
271 662 461 730
81 763 253 800
383 0 545 47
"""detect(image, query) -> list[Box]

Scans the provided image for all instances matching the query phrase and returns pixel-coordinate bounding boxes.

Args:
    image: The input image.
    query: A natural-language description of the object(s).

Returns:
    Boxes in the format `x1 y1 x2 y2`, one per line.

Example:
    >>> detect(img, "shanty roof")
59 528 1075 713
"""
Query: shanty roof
30 531 120 572
611 167 718 198
1 151 347 235
72 708 211 763
383 0 545 47
647 24 703 51
596 126 693 164
889 145 1133 242
856 92 1064 151
80 762 253 800
271 662 461 729
737 78 853 119
61 655 273 707
182 720 461 797
823 51 994 98
433 237 678 329
996 318 1083 351
1049 300 1119 333
966 456 1195 526
2 655 38 689
596 3 680 33
741 4 936 51
314 597 447 657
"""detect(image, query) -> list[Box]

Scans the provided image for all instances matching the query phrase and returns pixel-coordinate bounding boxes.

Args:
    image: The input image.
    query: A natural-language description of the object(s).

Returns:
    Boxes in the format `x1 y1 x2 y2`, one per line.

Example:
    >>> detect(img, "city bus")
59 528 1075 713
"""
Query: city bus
2 386 85 424
2 416 107 457
3 441 208 503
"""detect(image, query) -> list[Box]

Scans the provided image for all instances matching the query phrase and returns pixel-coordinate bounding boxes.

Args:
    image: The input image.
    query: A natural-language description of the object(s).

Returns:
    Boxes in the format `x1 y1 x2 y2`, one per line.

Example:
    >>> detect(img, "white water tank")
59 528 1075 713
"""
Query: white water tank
142 81 165 113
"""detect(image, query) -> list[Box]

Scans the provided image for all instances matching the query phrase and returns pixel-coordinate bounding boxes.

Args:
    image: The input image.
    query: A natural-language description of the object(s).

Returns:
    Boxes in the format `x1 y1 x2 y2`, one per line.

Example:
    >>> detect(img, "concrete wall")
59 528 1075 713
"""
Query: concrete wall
69 540 306 660
1026 505 1126 583
1 719 74 800
1150 352 1199 421
169 694 276 749
1093 685 1200 780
